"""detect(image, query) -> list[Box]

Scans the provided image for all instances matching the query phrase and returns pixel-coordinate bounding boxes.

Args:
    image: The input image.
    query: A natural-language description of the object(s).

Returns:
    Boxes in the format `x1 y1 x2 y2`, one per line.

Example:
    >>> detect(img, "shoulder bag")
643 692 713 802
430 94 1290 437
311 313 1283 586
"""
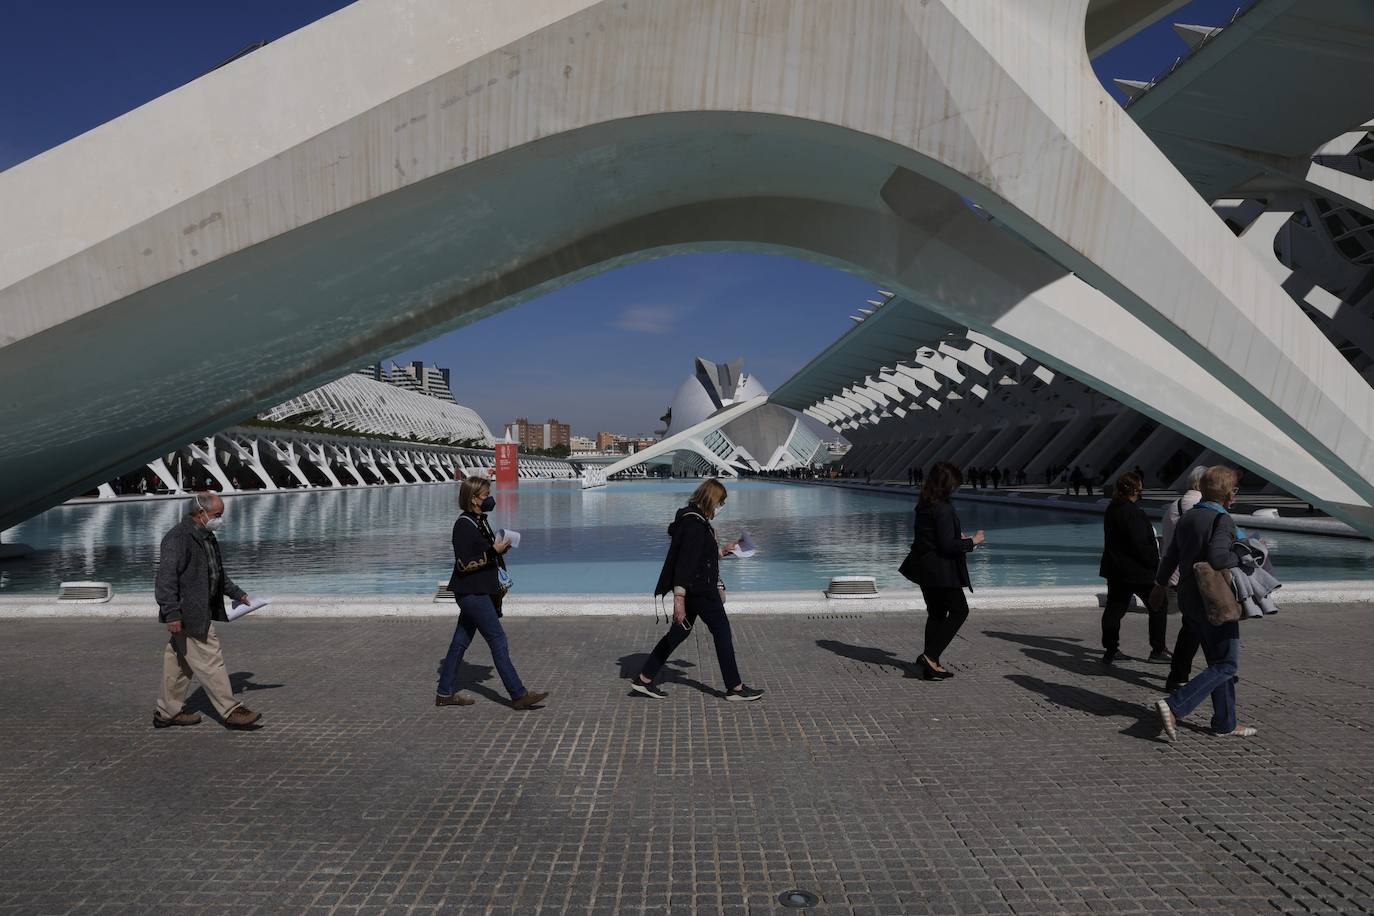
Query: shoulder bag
1192 513 1239 625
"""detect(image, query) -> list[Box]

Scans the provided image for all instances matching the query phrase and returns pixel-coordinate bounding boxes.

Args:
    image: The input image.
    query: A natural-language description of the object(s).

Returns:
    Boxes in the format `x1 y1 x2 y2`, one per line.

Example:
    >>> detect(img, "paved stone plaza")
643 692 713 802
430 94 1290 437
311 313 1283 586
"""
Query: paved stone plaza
1 605 1371 915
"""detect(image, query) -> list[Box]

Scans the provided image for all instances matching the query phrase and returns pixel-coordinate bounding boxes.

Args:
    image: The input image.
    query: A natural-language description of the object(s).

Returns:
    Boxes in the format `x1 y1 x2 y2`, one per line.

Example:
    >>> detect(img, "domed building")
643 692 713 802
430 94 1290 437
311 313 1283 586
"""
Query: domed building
642 358 826 477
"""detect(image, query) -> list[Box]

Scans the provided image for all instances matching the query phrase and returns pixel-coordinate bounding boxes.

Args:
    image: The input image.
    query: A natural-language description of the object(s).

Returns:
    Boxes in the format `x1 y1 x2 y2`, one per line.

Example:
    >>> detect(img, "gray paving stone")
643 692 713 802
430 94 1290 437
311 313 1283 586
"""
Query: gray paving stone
0 606 1371 914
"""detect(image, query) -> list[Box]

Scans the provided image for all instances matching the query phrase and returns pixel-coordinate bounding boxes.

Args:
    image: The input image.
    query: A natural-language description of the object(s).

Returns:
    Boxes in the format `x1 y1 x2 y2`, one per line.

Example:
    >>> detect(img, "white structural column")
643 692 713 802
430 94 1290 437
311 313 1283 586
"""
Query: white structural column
186 438 236 494
356 448 384 484
1022 391 1101 478
1107 426 1192 487
224 435 279 491
1066 410 1152 481
331 445 366 485
302 443 344 488
147 457 183 494
268 441 314 488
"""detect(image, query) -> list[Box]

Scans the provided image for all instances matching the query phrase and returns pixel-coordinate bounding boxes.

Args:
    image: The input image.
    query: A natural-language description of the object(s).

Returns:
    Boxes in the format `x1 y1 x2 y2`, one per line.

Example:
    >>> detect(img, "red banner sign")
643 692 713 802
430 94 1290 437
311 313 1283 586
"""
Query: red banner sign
494 443 518 484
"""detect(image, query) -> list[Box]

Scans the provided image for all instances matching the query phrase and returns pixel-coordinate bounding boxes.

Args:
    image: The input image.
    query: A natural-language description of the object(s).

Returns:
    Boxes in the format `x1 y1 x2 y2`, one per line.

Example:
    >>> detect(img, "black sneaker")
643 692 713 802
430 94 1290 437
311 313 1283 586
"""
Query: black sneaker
724 685 765 702
1101 650 1133 665
630 680 668 699
1148 649 1173 663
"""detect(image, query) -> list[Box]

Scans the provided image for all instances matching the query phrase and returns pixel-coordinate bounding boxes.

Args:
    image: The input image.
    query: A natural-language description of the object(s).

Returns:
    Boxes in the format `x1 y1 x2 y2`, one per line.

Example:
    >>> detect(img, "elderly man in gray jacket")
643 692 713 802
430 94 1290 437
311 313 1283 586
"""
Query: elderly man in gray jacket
153 492 262 729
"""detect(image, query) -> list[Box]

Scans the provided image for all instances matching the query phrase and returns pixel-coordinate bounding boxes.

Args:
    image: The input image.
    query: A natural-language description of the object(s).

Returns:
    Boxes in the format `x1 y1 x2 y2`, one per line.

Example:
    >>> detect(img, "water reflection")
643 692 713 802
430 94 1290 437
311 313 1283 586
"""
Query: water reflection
3 480 1374 595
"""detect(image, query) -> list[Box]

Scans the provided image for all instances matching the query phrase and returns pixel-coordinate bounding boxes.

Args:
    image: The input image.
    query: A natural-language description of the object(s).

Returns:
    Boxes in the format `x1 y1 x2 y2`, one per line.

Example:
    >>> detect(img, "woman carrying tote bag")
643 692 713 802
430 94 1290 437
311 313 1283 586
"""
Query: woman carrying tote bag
1150 466 1255 740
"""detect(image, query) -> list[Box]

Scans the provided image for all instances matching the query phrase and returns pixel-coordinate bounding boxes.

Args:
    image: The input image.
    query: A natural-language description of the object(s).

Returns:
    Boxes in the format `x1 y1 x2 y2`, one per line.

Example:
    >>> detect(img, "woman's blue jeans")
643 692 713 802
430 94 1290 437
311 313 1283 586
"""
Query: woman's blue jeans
1166 616 1240 733
437 594 526 700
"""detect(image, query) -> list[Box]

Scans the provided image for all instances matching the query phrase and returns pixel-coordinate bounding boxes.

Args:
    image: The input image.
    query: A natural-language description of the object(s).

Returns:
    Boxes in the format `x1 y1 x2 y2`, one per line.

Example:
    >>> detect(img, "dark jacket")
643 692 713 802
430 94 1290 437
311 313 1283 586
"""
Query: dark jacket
904 500 973 590
1156 505 1240 626
154 517 246 638
447 512 504 595
1099 499 1160 584
654 505 720 598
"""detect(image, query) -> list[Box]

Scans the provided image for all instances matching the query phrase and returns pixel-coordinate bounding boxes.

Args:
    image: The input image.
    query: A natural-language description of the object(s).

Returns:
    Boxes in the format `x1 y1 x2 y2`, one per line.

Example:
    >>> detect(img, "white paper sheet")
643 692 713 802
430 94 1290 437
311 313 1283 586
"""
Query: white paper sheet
227 596 272 621
496 528 521 549
731 530 757 558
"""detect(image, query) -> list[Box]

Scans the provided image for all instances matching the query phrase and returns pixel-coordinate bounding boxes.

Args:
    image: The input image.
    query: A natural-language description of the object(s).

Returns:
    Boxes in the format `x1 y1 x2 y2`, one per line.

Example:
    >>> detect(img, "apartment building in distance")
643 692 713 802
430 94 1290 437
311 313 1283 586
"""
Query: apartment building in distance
506 417 572 451
355 360 457 403
595 432 659 455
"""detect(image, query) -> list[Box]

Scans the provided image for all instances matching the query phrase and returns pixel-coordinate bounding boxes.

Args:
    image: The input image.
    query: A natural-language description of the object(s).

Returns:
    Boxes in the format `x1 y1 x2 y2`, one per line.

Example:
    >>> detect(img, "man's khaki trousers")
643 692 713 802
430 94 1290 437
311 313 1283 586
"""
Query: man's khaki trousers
157 623 240 718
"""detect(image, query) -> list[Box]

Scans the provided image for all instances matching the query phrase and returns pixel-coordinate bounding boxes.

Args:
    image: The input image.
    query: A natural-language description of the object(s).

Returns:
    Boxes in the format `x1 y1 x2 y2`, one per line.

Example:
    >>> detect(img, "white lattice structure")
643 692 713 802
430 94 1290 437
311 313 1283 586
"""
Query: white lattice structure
259 374 493 445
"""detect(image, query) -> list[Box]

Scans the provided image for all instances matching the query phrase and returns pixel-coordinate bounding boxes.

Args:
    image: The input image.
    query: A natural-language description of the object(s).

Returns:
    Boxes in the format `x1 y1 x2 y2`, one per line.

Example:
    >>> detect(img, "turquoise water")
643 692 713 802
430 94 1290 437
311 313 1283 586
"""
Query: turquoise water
3 479 1373 595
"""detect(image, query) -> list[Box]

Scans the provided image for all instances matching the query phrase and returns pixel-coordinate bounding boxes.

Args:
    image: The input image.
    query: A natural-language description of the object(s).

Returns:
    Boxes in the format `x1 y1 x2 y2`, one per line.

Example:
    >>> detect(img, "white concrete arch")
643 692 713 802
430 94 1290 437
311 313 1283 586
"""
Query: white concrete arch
4 0 1374 531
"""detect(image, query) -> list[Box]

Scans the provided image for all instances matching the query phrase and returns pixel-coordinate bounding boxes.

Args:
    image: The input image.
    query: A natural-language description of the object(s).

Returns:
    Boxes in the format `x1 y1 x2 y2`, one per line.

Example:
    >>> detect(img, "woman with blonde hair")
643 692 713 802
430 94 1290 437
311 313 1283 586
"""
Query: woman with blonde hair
632 479 763 701
435 475 548 710
1151 466 1254 740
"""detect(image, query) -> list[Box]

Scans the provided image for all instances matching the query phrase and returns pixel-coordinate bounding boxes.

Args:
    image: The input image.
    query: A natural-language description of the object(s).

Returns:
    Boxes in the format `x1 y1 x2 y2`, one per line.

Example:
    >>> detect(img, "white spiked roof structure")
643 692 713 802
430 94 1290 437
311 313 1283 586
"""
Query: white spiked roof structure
259 374 494 445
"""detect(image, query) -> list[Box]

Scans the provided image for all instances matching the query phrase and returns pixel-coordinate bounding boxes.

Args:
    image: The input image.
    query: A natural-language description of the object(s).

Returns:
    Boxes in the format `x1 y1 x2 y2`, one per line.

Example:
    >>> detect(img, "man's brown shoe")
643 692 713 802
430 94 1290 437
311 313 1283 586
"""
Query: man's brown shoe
511 690 549 710
152 711 202 728
435 692 475 707
224 706 262 729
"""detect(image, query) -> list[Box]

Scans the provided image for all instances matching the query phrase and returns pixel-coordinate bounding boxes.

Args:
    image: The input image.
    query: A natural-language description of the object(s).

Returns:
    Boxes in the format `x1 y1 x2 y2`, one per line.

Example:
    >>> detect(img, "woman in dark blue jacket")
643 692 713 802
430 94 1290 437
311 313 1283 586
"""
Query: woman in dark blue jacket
632 479 764 702
902 462 984 680
435 476 548 710
1151 466 1254 740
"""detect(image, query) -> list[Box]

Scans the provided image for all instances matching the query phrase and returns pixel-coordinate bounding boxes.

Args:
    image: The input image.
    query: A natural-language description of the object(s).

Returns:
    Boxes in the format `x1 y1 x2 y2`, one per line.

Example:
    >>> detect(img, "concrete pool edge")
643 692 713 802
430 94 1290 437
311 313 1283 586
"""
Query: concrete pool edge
5 581 1374 619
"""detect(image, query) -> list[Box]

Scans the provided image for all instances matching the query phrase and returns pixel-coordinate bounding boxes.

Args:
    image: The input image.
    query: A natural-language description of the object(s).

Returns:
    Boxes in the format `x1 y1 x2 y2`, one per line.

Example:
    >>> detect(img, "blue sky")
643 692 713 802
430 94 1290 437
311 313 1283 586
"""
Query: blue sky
2 0 1248 435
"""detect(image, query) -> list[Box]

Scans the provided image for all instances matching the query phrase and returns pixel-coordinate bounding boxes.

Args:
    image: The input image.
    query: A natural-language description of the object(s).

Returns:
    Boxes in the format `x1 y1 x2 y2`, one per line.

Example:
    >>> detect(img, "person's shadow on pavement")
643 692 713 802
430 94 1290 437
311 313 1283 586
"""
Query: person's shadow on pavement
814 640 919 677
185 671 283 717
1005 678 1209 741
433 659 507 705
982 630 1164 692
1004 674 1175 740
616 652 716 697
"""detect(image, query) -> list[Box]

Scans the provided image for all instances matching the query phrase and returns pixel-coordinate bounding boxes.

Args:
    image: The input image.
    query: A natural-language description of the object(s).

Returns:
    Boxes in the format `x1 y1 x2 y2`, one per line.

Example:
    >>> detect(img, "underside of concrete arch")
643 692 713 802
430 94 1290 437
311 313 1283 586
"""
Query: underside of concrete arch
4 0 1374 533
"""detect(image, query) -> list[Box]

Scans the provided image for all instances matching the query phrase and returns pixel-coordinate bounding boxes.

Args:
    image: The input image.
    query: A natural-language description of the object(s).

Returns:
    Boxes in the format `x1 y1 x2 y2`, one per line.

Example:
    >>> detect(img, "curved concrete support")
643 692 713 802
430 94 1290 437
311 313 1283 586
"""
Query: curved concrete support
302 444 344 488
355 448 383 484
603 396 767 478
267 441 314 489
4 0 1374 531
330 445 366 486
147 457 183 495
225 436 279 491
186 438 235 494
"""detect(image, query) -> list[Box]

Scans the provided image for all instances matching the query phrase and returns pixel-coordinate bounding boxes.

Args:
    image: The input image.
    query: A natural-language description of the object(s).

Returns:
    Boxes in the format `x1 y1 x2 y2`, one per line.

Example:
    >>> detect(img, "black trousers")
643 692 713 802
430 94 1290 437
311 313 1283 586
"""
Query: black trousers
1168 606 1201 685
919 585 969 663
641 593 741 688
1101 579 1167 653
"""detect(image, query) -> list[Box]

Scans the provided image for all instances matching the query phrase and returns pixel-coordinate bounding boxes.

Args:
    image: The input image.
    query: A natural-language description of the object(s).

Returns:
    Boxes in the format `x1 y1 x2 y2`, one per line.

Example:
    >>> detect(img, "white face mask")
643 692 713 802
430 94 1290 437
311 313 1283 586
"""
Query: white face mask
204 516 224 533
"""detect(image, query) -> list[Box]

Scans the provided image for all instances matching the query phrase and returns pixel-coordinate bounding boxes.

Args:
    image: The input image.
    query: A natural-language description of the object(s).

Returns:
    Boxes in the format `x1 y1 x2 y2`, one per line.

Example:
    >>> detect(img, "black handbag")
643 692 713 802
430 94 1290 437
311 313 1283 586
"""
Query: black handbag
898 543 923 584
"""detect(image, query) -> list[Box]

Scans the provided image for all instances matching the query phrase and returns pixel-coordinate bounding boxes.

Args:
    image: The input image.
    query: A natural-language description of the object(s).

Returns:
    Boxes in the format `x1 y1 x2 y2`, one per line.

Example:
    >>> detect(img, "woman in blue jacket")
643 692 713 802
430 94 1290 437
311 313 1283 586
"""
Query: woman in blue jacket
632 479 764 702
435 475 548 710
903 462 985 680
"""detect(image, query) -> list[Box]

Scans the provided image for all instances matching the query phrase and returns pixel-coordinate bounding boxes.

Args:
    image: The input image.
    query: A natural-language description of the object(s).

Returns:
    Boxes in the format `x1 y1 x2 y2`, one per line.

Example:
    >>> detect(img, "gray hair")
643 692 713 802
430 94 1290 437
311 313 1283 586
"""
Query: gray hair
1186 465 1208 491
187 492 219 516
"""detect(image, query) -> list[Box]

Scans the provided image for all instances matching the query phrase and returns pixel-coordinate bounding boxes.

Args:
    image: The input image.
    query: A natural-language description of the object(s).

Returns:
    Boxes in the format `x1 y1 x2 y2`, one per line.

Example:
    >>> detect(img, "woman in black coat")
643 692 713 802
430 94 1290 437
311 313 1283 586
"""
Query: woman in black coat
902 462 985 680
631 479 764 702
1098 471 1167 665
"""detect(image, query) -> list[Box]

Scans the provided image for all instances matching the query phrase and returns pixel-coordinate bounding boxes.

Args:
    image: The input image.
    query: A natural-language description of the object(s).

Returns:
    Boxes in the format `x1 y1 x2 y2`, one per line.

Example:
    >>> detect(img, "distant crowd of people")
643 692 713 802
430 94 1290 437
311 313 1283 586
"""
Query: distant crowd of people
152 460 1264 743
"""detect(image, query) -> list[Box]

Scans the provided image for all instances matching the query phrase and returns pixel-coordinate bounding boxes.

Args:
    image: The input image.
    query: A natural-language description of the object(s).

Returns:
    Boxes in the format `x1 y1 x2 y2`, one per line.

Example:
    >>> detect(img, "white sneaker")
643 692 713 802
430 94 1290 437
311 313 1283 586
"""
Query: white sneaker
1154 698 1177 742
630 680 668 699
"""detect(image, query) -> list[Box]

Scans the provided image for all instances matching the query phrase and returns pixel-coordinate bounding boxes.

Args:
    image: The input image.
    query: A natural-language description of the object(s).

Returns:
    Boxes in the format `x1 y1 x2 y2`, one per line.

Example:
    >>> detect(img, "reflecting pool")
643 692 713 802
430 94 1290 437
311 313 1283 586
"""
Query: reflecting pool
4 479 1373 595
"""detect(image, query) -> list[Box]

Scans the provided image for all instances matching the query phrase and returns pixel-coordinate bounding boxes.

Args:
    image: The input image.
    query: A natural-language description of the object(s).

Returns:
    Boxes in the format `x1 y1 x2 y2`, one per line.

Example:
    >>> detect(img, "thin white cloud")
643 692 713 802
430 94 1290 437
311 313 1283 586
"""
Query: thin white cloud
612 305 678 334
